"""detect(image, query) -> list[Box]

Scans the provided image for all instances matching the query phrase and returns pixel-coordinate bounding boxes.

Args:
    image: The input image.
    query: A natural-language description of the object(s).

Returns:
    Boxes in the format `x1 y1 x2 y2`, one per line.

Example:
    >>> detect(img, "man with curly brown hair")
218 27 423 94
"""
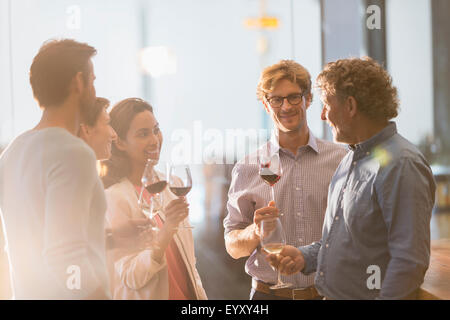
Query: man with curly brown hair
267 57 436 300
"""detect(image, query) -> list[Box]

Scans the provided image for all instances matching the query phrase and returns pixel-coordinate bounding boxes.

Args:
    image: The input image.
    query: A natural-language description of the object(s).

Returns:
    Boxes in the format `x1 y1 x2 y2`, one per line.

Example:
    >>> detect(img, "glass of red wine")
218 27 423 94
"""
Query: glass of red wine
138 159 167 230
258 148 282 202
167 164 194 229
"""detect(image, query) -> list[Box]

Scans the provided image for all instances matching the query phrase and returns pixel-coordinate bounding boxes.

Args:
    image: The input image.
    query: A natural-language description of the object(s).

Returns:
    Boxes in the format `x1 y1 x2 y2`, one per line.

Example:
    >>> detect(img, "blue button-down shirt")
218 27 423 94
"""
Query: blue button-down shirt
299 122 436 299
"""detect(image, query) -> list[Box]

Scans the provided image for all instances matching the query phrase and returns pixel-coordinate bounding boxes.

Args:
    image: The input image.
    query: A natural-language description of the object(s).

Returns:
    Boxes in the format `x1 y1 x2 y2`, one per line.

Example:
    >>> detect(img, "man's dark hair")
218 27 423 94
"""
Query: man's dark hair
29 39 97 108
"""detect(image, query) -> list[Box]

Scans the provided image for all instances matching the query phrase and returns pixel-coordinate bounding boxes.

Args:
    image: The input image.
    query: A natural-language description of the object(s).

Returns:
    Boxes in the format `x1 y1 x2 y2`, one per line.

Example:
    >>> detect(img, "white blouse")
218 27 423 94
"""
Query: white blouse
104 176 207 300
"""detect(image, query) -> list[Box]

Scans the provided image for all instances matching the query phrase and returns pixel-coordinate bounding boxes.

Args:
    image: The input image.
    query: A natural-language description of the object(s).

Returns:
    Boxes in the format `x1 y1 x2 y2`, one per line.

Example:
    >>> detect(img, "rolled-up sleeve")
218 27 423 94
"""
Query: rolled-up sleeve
223 163 255 235
376 157 436 299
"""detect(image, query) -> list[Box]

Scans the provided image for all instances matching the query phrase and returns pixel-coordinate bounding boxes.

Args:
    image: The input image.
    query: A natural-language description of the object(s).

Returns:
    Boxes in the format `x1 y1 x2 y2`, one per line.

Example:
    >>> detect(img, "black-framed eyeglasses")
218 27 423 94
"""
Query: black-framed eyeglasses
266 93 304 109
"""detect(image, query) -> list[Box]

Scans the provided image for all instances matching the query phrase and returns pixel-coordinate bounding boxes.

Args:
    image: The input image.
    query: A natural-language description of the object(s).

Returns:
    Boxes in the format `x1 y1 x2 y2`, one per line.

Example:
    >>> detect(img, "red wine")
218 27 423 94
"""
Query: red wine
170 186 192 197
261 174 281 186
145 180 167 194
260 168 281 186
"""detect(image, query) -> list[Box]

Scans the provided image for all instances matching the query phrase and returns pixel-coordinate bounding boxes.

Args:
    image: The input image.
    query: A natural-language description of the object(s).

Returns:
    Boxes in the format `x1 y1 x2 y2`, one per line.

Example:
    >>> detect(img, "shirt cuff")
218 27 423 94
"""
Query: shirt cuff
298 244 319 275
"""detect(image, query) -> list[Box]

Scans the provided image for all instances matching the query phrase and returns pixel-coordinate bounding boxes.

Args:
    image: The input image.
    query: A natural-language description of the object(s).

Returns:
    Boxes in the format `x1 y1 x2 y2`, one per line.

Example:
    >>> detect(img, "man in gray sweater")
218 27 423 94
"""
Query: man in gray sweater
0 39 110 299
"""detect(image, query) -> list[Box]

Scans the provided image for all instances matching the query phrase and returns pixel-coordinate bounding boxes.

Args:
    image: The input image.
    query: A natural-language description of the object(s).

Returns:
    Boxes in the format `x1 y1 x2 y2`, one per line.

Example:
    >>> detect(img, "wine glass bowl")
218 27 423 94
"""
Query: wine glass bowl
167 164 194 229
138 159 167 230
258 149 282 201
260 217 292 290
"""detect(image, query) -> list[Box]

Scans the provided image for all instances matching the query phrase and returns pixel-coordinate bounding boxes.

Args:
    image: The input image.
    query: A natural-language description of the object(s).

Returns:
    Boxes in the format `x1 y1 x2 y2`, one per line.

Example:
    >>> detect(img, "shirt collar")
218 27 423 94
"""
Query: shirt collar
268 128 319 155
348 121 397 154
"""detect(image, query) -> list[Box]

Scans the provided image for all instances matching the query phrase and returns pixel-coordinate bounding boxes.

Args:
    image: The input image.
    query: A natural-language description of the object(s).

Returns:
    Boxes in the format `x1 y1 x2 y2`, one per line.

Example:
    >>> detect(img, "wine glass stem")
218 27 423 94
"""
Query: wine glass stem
271 186 275 202
277 270 283 285
138 186 144 206
149 199 160 230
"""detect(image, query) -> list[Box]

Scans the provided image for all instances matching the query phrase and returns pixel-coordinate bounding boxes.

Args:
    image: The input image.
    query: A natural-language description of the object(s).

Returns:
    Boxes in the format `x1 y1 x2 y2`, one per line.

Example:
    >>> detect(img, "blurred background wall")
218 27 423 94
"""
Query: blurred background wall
0 0 449 299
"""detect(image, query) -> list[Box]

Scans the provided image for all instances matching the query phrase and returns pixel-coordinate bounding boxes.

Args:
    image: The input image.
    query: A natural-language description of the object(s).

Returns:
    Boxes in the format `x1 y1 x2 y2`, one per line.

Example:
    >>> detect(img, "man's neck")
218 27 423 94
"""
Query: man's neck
34 100 80 135
277 126 310 155
351 119 390 145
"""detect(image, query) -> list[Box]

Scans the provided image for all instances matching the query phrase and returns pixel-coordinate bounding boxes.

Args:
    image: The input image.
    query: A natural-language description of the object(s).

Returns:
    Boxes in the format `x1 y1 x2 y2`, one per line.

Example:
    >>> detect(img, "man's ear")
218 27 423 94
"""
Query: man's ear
115 137 127 152
347 96 358 118
305 93 313 110
73 71 85 94
78 123 90 139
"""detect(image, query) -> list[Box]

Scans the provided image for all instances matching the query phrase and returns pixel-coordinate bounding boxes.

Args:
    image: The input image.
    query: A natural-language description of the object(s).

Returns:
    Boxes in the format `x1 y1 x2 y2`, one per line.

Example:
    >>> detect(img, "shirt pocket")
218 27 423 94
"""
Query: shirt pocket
342 172 374 220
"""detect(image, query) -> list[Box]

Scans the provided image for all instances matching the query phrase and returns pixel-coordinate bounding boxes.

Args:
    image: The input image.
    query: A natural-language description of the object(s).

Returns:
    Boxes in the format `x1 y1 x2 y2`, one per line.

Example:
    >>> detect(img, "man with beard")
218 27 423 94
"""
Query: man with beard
224 60 347 300
0 39 110 299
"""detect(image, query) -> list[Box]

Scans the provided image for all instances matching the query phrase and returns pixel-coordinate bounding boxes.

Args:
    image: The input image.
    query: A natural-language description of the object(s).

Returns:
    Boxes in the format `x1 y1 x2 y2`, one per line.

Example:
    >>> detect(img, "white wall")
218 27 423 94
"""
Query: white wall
0 0 323 156
293 0 323 140
0 0 14 146
0 0 142 145
386 0 433 144
144 0 323 165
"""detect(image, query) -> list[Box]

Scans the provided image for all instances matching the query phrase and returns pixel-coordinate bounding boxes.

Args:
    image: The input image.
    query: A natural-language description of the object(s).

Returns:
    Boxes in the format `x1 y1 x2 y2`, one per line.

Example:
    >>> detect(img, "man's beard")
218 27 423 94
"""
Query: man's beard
79 90 96 121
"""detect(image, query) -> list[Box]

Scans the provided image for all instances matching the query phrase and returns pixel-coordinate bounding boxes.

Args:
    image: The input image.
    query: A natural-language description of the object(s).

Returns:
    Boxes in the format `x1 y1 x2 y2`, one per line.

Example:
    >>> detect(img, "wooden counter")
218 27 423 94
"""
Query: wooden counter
419 239 450 299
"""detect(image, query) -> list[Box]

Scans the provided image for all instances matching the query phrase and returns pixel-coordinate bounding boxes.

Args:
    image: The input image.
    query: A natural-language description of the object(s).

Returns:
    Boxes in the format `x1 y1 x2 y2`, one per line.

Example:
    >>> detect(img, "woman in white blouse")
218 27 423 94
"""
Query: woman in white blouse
101 98 207 300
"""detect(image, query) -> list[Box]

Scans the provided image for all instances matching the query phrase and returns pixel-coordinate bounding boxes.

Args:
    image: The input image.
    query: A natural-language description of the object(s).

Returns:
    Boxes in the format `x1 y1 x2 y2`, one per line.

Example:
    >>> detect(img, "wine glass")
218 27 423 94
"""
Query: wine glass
258 148 282 203
260 217 292 289
139 193 162 232
138 159 167 229
167 164 194 229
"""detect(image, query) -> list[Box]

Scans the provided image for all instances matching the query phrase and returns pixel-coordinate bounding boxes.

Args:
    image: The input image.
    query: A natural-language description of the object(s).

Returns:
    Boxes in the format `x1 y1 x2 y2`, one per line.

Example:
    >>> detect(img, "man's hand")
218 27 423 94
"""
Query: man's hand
265 245 305 275
254 201 279 238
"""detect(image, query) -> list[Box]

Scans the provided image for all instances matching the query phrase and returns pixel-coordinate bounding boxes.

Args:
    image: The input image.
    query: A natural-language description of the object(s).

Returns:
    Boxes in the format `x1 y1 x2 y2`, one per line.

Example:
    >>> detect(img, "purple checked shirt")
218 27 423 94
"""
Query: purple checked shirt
224 131 347 288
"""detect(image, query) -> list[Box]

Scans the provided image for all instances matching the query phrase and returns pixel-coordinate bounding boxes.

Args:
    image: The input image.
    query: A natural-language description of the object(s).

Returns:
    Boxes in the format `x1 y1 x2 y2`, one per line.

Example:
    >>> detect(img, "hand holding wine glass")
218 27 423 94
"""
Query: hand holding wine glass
260 217 292 289
163 198 190 231
265 245 306 276
253 200 279 238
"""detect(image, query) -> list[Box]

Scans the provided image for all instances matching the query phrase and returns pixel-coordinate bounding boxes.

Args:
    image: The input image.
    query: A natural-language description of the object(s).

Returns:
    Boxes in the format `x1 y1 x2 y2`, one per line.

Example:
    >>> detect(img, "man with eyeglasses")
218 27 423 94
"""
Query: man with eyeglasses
224 60 347 300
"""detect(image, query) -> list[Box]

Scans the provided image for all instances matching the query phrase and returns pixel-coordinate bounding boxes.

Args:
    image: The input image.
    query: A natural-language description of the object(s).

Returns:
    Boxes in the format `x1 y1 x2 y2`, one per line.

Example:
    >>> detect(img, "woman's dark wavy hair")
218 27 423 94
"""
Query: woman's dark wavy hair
101 98 153 189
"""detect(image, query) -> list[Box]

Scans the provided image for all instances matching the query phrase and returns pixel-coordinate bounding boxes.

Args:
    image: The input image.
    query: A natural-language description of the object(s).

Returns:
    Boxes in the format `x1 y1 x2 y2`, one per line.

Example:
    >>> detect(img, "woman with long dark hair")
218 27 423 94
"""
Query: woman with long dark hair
102 98 207 300
78 97 150 250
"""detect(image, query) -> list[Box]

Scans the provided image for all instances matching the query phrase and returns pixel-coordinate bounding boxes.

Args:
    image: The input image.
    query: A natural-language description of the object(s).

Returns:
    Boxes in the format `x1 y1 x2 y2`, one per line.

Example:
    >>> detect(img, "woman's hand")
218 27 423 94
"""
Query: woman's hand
150 197 189 263
163 198 189 231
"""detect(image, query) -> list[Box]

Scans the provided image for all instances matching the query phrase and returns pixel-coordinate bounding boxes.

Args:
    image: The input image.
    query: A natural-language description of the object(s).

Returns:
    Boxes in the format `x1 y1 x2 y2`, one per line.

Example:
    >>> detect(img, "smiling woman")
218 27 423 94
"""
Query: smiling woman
101 98 155 189
101 97 207 300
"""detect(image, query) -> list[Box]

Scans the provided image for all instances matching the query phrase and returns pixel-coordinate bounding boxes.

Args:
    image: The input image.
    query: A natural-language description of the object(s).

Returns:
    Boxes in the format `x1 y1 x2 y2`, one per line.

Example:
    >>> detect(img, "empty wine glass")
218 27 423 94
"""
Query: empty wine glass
139 193 161 232
167 164 194 229
260 217 292 289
